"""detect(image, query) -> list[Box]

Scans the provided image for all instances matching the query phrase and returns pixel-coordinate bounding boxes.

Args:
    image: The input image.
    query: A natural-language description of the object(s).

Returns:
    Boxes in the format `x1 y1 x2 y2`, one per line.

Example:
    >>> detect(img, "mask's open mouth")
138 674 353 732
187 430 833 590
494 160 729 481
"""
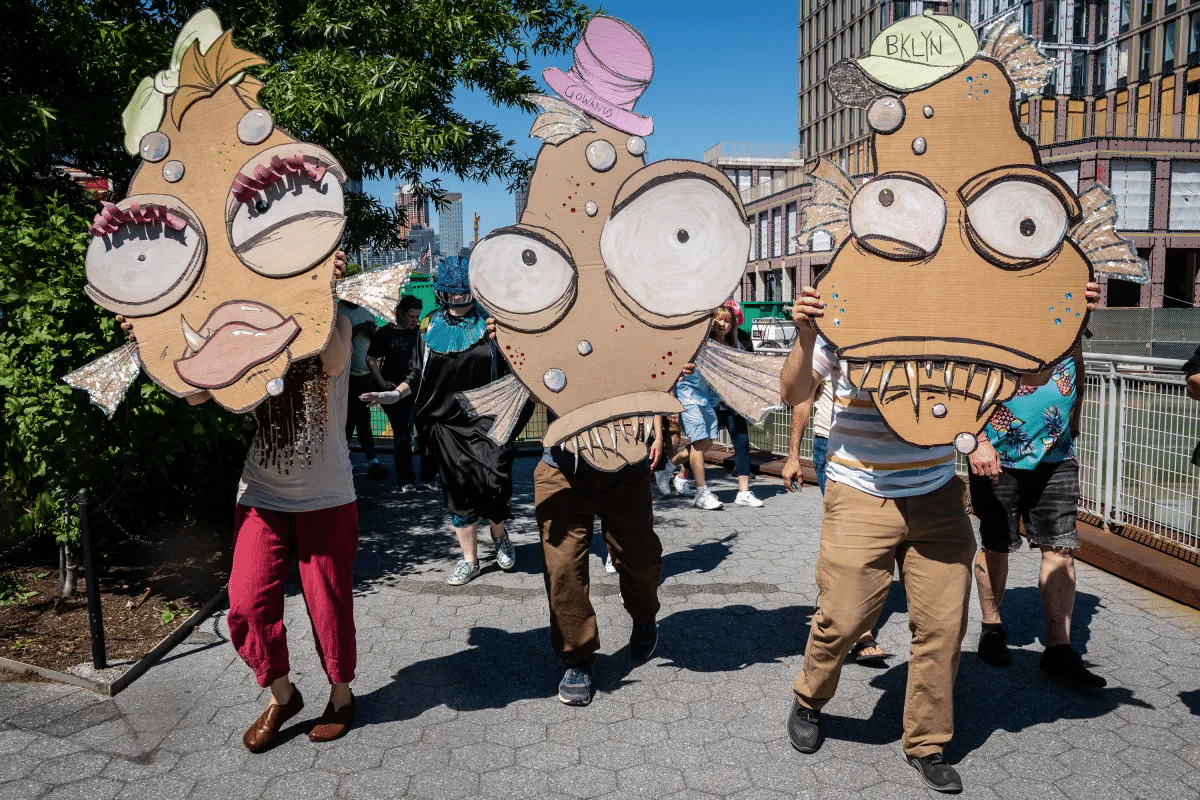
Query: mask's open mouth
843 358 1020 450
544 391 684 449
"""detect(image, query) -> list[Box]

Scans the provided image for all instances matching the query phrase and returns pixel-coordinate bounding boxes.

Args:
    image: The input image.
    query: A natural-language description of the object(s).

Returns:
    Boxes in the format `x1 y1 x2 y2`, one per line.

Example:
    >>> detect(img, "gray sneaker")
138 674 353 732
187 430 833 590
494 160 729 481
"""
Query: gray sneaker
494 537 516 571
654 468 675 497
693 487 724 510
446 559 481 586
672 475 695 497
558 664 593 705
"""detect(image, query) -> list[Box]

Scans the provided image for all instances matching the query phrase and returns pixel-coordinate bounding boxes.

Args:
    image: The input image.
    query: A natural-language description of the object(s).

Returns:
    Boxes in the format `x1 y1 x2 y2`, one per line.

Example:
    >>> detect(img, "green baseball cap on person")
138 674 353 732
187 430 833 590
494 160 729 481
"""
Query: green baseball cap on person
854 11 979 92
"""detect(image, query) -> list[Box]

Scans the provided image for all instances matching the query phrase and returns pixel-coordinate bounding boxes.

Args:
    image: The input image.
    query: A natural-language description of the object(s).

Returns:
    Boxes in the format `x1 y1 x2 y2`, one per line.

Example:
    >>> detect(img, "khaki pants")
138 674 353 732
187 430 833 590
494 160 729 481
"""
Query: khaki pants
534 461 662 665
793 476 975 757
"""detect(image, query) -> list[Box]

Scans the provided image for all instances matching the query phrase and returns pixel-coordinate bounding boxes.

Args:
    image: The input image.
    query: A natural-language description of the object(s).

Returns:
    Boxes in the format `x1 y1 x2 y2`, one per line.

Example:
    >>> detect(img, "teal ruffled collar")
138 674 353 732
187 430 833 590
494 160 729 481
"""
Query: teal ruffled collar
423 302 488 354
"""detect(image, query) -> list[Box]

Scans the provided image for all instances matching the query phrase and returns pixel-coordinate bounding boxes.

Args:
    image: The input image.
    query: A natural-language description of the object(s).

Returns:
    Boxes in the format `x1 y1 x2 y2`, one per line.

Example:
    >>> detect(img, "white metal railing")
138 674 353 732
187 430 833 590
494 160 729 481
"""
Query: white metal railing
718 352 1200 555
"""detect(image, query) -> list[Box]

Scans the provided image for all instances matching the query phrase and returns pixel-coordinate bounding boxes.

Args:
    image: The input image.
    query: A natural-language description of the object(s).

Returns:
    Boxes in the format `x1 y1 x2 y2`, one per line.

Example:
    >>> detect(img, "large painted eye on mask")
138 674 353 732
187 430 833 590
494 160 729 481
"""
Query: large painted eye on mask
849 174 946 260
470 226 577 332
601 161 749 326
961 169 1078 268
85 194 206 317
226 143 346 277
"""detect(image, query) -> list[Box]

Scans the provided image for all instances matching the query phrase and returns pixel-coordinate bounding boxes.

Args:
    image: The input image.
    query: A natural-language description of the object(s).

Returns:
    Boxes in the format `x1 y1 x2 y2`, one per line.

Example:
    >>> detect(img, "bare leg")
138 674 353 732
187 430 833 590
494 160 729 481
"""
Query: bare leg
269 674 294 706
689 438 711 488
974 548 1009 625
1039 546 1076 648
330 681 352 710
455 522 479 563
738 475 750 492
489 519 506 541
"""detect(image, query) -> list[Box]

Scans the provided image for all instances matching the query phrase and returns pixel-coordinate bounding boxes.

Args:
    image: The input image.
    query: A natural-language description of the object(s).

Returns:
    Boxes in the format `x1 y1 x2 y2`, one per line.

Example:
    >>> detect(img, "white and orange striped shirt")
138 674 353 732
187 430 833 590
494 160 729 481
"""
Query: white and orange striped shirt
813 337 956 498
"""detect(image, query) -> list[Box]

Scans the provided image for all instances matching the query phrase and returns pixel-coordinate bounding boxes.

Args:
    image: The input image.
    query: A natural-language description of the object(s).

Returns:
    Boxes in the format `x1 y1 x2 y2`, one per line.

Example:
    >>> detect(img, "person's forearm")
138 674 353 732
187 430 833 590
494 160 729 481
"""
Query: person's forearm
367 357 387 386
781 330 817 405
320 315 352 376
789 400 812 460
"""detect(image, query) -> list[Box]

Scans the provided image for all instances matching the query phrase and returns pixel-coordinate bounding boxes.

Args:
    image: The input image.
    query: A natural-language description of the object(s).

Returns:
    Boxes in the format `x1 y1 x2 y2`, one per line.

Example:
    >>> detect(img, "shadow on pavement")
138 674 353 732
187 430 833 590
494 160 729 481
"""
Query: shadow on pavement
1180 689 1200 716
656 603 811 673
661 532 739 579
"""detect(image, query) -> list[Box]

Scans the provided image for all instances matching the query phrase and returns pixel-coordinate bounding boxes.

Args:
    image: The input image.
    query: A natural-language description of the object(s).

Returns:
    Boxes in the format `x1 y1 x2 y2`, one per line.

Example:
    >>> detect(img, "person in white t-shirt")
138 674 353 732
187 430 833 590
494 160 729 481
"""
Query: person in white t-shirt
779 286 975 792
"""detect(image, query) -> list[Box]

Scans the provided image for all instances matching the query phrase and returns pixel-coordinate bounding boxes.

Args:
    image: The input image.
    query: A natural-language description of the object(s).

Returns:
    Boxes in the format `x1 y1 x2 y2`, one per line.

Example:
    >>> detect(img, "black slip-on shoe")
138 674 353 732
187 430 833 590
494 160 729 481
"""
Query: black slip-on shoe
630 620 658 660
1040 644 1107 688
907 752 963 794
977 624 1012 666
786 698 822 754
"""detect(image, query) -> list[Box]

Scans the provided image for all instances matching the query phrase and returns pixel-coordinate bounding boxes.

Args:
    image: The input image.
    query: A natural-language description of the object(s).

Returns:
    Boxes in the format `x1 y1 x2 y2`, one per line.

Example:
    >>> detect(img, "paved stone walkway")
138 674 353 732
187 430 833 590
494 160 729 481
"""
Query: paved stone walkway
2 454 1200 799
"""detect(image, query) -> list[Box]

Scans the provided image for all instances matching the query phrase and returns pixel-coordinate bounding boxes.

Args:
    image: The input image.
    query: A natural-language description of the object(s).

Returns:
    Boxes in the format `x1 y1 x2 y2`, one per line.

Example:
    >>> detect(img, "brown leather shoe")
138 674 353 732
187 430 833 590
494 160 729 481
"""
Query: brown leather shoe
308 694 355 742
242 686 304 753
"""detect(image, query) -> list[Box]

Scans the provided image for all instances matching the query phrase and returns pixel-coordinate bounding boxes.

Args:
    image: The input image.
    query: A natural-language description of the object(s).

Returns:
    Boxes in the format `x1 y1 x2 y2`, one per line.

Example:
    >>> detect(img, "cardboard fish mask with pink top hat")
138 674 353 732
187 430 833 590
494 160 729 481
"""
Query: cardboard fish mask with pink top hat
65 9 410 417
458 15 784 472
798 12 1147 453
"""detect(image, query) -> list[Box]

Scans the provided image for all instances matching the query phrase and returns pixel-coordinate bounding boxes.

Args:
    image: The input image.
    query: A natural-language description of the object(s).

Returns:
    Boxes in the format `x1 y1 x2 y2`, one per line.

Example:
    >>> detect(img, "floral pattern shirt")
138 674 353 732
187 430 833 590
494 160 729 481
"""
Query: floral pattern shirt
983 355 1077 470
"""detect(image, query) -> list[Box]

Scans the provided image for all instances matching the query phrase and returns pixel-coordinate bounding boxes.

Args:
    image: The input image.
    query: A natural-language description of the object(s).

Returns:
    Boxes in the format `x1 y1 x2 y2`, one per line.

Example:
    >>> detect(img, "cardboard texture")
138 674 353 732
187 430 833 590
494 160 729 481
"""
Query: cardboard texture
74 9 350 415
464 16 769 471
801 12 1146 452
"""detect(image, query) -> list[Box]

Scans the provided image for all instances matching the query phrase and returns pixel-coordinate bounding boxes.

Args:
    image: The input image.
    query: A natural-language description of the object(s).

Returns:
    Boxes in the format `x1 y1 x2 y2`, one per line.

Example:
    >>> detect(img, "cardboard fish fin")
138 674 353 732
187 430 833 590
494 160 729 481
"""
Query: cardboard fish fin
457 374 531 446
1070 186 1150 283
799 158 855 253
335 262 415 323
63 342 142 419
694 341 785 425
527 93 595 145
979 14 1058 93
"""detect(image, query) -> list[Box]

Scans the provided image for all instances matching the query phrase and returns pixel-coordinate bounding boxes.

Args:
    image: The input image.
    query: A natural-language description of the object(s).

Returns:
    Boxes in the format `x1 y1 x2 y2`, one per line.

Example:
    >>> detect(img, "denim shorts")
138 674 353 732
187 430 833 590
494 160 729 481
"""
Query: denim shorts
675 378 721 443
970 459 1080 552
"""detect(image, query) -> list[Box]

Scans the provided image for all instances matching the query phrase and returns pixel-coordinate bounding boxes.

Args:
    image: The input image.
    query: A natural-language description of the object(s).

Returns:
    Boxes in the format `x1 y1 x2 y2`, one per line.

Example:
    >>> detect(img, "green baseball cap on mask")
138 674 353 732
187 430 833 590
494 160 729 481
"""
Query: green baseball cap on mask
854 10 979 92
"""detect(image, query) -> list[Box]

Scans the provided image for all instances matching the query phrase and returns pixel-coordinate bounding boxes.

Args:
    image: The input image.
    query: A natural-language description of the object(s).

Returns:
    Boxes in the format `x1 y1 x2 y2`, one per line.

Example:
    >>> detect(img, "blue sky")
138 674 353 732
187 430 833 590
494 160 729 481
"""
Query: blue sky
362 0 799 249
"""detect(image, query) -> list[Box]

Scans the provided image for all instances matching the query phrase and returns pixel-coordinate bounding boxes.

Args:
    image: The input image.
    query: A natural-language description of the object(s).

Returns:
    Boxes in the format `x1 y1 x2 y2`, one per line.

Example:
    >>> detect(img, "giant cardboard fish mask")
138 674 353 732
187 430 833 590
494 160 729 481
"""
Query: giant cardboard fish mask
801 13 1146 452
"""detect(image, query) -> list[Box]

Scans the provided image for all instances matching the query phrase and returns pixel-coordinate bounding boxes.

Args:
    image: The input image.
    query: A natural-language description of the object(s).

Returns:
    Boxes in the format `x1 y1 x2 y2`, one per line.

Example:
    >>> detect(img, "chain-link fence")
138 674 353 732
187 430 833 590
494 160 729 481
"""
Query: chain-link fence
1085 308 1200 362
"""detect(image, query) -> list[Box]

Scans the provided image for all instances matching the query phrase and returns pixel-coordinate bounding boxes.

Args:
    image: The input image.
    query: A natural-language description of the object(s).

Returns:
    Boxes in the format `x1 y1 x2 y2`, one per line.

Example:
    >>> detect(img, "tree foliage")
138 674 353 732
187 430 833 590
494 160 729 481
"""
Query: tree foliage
0 0 591 545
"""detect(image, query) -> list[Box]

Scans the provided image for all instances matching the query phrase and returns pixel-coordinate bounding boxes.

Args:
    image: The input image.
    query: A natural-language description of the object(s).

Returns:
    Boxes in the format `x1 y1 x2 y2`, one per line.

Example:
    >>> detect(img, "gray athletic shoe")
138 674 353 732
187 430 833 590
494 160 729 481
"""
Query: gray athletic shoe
494 537 516 571
446 559 481 586
558 664 593 706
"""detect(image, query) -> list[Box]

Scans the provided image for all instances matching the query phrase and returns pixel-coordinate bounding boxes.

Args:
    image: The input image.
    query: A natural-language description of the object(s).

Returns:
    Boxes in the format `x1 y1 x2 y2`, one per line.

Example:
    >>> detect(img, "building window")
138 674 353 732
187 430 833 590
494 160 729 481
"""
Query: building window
1139 31 1152 79
759 213 769 260
1120 0 1130 32
1044 0 1060 42
1072 51 1088 95
1191 11 1200 65
1094 50 1108 94
1098 1 1109 40
786 202 798 255
1169 161 1200 230
1119 39 1130 81
1165 19 1177 69
1023 0 1034 32
1049 161 1081 192
1110 160 1154 230
1167 0 1177 12
1073 0 1088 43
748 215 756 261
772 208 783 257
1142 0 1154 25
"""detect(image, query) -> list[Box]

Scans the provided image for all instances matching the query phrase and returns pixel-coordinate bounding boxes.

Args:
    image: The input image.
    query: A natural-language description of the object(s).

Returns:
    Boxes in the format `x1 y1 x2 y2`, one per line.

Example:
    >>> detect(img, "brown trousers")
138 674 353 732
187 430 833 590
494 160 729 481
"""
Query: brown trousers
534 461 662 665
793 476 975 757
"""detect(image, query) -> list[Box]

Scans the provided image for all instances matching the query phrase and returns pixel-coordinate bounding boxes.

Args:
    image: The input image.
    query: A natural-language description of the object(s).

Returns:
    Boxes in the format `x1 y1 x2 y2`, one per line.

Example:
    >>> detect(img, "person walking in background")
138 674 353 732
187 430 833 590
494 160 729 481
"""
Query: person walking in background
969 344 1106 688
367 295 424 492
361 256 522 586
714 300 763 507
343 302 387 479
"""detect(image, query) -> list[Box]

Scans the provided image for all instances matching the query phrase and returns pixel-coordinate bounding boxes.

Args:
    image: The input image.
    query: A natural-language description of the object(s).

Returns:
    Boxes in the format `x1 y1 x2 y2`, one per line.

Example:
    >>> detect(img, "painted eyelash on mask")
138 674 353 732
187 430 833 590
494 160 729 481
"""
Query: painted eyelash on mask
89 200 188 237
231 153 328 205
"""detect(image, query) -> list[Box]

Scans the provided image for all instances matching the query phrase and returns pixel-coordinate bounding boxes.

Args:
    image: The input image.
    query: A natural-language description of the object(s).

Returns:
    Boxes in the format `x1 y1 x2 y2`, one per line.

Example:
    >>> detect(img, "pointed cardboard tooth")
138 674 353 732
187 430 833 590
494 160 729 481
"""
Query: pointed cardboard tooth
855 361 873 394
878 360 896 395
978 368 1003 416
592 427 605 451
574 444 580 471
584 429 595 457
944 361 956 395
905 360 920 417
608 422 618 449
925 361 934 378
966 363 979 391
181 315 206 352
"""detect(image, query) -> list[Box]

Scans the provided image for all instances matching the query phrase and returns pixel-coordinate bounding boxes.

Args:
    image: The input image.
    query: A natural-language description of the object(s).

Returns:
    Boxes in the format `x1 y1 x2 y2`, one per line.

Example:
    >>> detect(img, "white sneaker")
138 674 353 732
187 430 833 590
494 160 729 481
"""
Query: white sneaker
693 487 723 510
604 553 617 574
654 468 675 497
673 475 695 497
735 490 764 507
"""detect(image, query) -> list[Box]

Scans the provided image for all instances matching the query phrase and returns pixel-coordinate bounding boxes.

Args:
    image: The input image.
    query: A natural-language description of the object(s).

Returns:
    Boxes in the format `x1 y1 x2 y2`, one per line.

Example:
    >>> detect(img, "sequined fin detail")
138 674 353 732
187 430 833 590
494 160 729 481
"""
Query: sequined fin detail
979 14 1058 94
1069 185 1150 283
63 342 142 419
527 93 594 145
798 158 855 254
694 341 785 425
335 262 415 323
457 375 531 446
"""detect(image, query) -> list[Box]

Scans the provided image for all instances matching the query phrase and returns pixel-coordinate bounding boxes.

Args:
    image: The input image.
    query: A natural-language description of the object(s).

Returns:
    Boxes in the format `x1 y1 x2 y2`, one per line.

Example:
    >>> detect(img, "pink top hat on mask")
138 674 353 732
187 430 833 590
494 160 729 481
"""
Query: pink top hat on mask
542 16 654 137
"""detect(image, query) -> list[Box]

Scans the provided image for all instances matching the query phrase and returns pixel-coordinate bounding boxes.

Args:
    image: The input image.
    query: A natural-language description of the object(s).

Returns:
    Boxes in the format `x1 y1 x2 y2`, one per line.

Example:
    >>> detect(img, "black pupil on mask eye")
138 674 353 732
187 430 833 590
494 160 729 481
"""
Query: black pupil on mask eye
255 198 270 213
676 229 689 243
521 249 537 266
878 189 894 207
1019 218 1036 236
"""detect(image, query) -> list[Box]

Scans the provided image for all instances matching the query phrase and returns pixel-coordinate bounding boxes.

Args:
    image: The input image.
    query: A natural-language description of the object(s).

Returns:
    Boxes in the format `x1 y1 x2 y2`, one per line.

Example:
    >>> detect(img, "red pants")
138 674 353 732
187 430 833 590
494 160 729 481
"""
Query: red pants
228 502 359 687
